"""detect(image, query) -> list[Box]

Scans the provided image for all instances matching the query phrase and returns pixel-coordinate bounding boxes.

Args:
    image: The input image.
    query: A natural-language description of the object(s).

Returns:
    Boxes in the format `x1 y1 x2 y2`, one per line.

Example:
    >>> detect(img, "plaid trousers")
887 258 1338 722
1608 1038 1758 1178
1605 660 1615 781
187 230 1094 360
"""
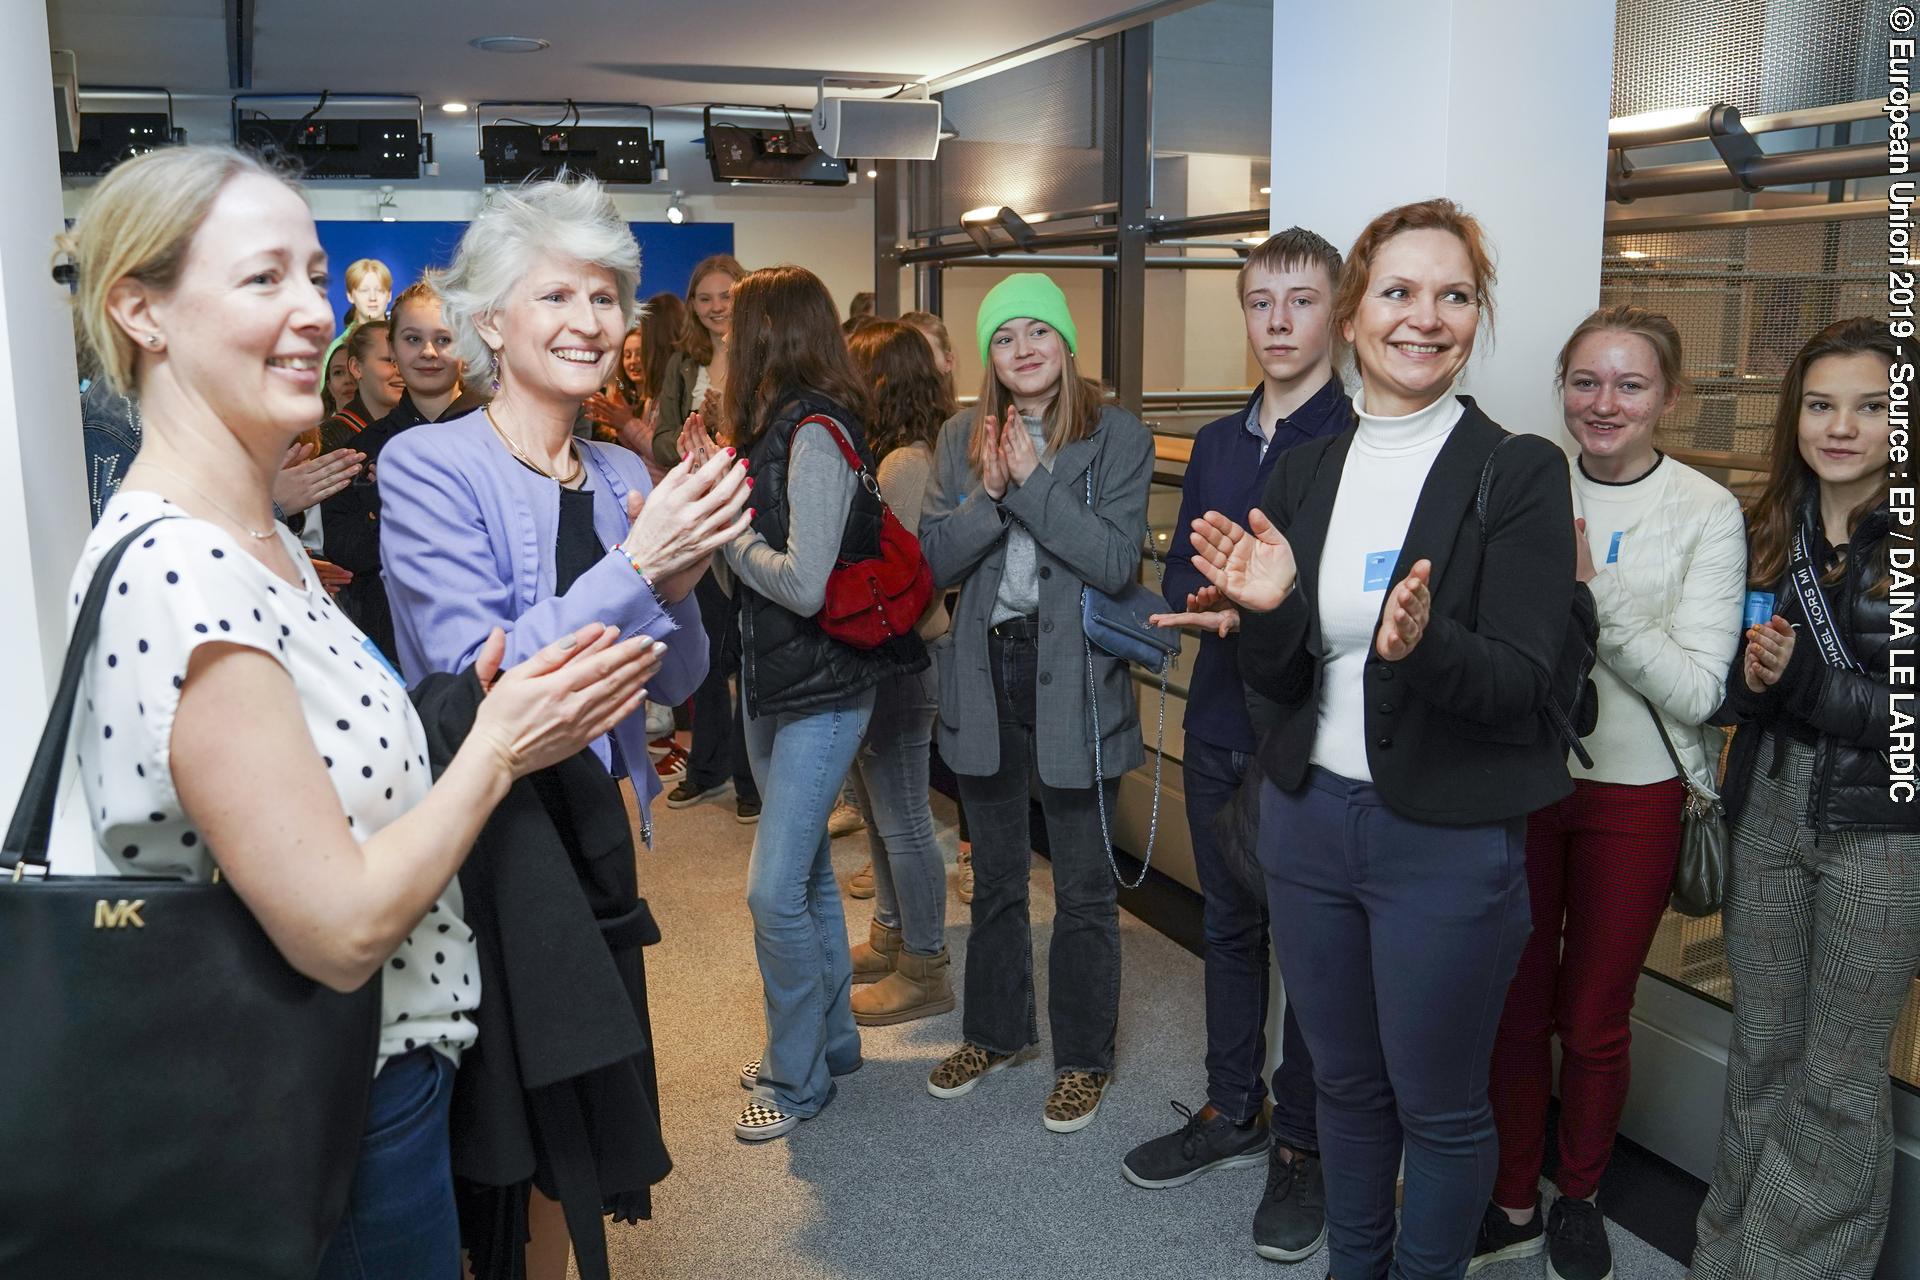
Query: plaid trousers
1691 734 1920 1280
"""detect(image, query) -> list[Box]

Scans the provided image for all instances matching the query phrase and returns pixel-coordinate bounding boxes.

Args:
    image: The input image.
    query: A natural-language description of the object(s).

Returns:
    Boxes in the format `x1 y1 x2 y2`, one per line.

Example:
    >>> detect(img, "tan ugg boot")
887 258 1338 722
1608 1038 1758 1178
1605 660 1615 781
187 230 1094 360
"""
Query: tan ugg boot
852 948 955 1026
850 920 902 984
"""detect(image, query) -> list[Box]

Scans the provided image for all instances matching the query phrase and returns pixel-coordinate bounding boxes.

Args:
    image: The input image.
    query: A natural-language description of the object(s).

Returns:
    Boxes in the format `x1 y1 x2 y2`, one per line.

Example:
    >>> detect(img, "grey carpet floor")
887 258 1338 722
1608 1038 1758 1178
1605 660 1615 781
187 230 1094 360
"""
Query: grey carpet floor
583 783 1685 1280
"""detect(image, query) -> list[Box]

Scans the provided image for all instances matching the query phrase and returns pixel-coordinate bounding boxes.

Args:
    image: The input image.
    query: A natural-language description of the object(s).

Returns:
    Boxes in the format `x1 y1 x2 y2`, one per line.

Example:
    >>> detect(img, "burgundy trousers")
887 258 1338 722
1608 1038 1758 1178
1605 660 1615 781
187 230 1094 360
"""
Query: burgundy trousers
1488 776 1683 1207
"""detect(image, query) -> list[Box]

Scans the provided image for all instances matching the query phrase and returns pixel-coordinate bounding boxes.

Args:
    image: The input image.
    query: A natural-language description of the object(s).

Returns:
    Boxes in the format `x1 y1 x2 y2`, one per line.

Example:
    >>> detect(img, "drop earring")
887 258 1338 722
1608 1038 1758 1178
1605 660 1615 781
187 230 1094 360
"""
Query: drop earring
489 349 501 394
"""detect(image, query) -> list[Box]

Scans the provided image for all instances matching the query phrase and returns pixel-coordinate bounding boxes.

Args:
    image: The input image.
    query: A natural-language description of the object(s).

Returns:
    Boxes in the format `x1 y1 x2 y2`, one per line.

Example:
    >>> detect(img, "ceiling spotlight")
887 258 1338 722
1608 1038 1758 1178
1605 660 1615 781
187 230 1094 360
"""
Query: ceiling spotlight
469 35 550 53
1258 186 1271 195
441 101 469 114
375 190 398 223
665 191 688 225
864 162 878 179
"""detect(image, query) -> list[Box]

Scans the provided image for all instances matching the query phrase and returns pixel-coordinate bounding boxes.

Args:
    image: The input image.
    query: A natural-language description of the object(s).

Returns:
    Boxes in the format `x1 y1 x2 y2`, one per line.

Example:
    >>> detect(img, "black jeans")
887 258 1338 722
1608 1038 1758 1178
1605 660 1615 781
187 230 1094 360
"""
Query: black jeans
957 625 1120 1073
1183 735 1318 1148
685 572 758 802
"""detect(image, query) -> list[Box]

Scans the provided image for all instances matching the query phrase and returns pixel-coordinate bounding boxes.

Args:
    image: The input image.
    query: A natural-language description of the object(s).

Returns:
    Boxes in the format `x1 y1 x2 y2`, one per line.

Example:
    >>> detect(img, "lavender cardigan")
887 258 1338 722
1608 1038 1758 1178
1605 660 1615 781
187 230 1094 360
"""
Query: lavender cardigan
377 410 708 815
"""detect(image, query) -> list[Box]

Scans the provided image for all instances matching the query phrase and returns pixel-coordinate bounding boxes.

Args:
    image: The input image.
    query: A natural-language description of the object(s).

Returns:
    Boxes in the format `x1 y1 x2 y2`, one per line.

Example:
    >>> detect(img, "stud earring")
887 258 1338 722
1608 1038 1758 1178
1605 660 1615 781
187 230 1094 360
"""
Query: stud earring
146 334 161 347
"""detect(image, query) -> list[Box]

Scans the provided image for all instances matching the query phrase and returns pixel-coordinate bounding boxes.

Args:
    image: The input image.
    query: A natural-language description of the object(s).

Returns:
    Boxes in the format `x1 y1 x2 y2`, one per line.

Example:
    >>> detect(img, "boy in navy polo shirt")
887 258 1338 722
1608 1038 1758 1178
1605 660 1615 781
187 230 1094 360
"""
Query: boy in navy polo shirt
1126 228 1350 1265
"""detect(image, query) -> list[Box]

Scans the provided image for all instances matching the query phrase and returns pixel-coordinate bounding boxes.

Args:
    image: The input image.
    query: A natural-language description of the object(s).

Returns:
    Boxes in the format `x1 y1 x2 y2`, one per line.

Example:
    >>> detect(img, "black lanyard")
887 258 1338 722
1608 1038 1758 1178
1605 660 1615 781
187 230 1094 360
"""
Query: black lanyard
1788 514 1863 674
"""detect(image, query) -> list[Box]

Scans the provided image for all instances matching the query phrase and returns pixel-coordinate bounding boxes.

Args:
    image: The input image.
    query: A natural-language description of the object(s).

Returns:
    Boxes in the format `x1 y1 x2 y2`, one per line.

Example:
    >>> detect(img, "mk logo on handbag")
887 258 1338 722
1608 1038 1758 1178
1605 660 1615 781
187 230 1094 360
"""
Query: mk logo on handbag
93 898 146 929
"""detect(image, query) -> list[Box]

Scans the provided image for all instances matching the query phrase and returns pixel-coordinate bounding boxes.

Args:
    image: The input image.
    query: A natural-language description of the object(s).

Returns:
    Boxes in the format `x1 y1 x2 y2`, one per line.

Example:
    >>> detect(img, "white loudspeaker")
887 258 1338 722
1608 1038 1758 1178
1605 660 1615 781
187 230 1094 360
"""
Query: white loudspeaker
50 49 80 153
811 93 943 162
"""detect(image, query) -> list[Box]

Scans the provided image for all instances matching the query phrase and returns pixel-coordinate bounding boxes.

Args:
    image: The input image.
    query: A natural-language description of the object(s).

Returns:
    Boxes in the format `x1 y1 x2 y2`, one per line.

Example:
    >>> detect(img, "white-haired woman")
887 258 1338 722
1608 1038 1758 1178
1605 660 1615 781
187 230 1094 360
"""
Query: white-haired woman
375 176 751 1276
52 143 658 1279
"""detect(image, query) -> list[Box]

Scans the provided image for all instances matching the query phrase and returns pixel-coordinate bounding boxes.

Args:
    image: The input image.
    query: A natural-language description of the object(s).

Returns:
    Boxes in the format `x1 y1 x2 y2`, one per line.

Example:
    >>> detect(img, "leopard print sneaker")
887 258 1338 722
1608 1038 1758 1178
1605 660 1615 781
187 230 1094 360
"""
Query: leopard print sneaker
1044 1069 1111 1133
927 1043 1012 1099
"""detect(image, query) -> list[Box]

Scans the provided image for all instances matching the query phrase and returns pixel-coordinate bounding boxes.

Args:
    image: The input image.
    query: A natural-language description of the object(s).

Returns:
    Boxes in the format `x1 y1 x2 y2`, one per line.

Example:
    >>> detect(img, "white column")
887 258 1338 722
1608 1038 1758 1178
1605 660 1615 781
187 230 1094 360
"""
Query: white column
1269 0 1616 438
0 9 95 864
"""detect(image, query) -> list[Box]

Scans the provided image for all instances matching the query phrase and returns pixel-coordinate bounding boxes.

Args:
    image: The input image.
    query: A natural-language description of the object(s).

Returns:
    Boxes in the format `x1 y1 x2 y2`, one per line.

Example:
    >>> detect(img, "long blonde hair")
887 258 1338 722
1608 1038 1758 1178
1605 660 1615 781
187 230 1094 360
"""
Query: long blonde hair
967 358 1105 474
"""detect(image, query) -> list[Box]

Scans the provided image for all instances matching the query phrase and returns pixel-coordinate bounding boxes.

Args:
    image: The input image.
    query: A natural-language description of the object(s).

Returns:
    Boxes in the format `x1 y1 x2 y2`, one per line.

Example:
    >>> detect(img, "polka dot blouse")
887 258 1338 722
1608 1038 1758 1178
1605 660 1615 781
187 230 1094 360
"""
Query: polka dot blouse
67 491 479 1072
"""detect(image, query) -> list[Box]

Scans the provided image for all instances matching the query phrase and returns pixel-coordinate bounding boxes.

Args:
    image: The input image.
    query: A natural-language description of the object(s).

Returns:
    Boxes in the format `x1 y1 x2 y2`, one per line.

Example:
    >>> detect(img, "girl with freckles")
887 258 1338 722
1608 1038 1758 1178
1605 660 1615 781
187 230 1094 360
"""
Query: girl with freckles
1691 318 1920 1280
1191 199 1576 1280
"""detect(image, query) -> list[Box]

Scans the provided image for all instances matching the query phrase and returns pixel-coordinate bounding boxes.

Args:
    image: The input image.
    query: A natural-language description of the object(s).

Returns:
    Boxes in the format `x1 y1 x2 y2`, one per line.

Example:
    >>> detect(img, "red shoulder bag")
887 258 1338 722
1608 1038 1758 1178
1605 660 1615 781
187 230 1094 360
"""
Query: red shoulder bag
793 415 934 649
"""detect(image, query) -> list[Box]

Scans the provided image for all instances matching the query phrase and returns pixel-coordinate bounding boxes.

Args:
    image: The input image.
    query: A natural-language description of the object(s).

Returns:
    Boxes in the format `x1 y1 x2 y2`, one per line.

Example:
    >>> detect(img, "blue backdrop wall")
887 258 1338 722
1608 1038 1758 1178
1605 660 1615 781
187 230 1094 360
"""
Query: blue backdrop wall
316 221 735 330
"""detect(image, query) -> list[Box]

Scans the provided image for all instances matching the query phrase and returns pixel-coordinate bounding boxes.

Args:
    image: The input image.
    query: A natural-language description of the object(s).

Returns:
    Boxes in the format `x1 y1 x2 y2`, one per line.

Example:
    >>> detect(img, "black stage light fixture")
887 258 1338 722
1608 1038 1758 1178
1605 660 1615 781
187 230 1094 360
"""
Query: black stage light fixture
479 101 658 184
60 111 179 177
231 92 426 180
959 206 1038 254
702 105 850 186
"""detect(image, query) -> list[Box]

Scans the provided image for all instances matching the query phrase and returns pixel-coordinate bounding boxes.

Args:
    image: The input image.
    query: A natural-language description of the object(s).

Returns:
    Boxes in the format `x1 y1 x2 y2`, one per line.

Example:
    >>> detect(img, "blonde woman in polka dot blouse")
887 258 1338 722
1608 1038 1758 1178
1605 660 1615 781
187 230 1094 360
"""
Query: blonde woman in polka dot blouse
59 145 660 1280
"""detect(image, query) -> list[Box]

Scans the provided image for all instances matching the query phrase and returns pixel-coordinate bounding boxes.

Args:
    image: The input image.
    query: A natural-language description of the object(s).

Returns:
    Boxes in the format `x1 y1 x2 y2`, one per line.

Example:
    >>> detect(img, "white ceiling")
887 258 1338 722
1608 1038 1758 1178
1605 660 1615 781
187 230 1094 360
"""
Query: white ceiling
45 0 1155 110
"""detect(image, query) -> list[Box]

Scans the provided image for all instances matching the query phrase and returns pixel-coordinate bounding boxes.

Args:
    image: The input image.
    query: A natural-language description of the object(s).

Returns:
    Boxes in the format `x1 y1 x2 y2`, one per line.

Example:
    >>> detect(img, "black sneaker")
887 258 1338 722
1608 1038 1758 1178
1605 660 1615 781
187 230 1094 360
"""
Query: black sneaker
667 779 727 809
1252 1143 1327 1263
736 798 762 825
1467 1198 1544 1274
1546 1195 1613 1280
1121 1101 1269 1189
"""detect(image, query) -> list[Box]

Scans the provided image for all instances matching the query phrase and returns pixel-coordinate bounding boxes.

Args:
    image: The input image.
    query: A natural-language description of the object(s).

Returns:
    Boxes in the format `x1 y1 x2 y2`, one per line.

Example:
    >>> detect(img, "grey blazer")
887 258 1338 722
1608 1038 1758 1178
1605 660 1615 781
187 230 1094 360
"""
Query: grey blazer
919 402 1154 788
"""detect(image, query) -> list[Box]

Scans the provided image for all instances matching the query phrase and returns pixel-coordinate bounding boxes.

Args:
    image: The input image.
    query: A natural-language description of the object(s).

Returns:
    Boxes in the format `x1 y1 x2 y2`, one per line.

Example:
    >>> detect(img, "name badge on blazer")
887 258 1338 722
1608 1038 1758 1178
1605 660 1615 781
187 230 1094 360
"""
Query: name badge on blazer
1363 550 1400 592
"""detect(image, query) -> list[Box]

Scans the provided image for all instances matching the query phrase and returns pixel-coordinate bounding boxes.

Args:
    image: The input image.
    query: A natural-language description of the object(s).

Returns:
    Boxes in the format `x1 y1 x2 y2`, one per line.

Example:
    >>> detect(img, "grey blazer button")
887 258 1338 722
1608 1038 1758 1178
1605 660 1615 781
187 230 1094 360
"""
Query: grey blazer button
1042 619 1054 632
1039 671 1052 685
1039 566 1052 579
1378 703 1395 715
1376 737 1393 750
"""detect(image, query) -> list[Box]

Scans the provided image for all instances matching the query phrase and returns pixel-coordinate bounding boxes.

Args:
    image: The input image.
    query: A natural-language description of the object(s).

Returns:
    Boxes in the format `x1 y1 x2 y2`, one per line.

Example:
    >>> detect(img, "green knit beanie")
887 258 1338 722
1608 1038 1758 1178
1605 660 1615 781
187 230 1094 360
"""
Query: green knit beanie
975 272 1078 360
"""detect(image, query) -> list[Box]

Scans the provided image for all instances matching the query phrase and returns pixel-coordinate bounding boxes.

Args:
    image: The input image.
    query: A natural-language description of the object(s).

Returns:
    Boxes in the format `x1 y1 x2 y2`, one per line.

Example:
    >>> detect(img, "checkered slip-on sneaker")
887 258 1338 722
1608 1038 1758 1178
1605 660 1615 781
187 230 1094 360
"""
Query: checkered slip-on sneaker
1043 1069 1111 1133
735 1099 800 1142
740 1057 761 1090
927 1043 1012 1099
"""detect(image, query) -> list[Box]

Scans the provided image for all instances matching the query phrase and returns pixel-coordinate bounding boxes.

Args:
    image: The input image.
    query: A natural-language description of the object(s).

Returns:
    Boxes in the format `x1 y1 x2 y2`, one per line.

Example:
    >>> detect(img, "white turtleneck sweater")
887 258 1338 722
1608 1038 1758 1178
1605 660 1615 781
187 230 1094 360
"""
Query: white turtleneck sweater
1309 388 1465 780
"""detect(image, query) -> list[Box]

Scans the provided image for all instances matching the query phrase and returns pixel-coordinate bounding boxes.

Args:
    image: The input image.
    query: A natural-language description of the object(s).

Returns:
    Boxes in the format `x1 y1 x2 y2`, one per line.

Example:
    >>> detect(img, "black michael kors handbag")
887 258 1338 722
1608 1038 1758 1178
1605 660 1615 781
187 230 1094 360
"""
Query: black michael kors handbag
0 518 381 1280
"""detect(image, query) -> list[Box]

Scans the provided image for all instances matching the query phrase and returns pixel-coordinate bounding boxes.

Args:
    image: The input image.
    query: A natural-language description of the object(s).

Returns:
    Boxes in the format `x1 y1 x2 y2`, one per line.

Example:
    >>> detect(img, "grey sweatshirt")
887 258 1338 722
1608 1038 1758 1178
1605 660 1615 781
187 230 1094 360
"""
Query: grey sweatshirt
725 421 857 616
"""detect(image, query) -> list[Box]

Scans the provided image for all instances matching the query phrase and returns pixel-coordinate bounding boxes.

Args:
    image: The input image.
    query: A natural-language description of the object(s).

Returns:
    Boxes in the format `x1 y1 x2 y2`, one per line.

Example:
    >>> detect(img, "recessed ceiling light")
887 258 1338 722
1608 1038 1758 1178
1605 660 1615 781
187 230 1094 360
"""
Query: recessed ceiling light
1258 186 1271 195
469 35 550 54
441 101 469 113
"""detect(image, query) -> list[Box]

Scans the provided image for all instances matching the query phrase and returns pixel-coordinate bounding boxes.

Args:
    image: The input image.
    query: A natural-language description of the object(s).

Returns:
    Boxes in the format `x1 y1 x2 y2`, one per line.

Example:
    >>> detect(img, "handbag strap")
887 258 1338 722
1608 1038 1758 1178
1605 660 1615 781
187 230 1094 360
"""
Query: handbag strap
1788 513 1864 674
5 516 174 870
793 413 882 497
1078 460 1168 890
1636 693 1714 805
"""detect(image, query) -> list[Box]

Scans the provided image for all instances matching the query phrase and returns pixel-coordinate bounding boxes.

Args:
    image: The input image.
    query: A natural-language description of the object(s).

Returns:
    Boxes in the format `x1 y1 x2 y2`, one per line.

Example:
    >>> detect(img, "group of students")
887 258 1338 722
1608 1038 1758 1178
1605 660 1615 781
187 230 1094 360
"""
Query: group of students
40 136 1915 1280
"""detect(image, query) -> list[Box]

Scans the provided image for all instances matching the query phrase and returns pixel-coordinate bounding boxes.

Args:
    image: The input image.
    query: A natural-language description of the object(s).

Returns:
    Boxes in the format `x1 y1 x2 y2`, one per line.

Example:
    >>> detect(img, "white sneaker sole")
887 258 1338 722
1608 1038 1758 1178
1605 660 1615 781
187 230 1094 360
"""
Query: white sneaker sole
1122 1145 1268 1189
1548 1255 1611 1280
927 1054 1010 1099
1253 1221 1327 1264
1043 1087 1106 1133
1467 1236 1544 1274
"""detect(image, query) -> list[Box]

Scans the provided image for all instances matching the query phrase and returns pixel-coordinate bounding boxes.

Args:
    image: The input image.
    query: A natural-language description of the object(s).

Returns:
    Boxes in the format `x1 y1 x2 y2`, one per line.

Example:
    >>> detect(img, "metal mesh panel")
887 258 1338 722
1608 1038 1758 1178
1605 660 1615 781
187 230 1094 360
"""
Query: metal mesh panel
912 42 1116 230
1612 0 1886 117
1600 217 1880 463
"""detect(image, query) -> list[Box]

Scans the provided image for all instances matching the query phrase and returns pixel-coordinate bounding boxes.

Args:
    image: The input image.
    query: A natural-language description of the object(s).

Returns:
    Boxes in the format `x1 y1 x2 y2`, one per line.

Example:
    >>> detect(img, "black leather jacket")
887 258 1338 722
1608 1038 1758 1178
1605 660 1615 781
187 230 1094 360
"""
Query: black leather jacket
1717 502 1913 832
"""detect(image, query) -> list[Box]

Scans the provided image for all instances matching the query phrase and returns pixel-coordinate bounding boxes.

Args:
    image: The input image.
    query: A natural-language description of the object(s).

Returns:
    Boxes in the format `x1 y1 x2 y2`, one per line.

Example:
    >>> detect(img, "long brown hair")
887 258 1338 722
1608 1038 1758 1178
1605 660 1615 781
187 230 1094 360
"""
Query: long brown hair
678 253 746 366
724 265 870 451
1745 317 1901 596
968 361 1104 475
638 291 686 402
848 320 955 463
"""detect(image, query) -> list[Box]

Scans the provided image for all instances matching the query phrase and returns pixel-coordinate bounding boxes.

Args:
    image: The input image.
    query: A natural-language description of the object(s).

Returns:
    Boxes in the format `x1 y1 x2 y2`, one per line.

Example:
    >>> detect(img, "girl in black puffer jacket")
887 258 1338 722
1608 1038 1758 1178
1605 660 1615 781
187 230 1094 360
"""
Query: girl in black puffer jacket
1693 319 1920 1280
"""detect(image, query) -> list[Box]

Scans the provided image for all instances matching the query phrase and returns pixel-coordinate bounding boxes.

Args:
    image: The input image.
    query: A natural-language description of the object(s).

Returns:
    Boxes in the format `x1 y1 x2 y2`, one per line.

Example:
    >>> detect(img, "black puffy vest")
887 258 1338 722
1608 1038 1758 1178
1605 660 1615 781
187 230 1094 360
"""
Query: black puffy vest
737 391 927 717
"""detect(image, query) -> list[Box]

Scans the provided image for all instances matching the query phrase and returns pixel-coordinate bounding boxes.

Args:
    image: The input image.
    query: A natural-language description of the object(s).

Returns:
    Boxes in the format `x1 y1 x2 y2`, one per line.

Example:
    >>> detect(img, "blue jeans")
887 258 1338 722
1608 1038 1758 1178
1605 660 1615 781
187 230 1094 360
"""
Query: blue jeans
849 665 947 956
1261 769 1531 1280
1183 735 1318 1147
316 1048 460 1280
958 629 1121 1073
742 685 876 1115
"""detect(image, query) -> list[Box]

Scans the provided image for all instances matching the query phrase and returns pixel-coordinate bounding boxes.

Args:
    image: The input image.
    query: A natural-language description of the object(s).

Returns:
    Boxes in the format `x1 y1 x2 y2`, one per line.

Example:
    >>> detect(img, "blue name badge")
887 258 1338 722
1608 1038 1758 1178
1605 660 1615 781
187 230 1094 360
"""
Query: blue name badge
1744 591 1777 629
362 636 404 684
1606 531 1623 564
1363 549 1400 592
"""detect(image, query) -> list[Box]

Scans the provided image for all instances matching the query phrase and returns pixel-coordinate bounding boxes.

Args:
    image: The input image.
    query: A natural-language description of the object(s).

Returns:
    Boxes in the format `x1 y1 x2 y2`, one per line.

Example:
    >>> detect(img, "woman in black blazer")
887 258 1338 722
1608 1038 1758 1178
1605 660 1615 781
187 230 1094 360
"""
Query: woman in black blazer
1193 199 1575 1280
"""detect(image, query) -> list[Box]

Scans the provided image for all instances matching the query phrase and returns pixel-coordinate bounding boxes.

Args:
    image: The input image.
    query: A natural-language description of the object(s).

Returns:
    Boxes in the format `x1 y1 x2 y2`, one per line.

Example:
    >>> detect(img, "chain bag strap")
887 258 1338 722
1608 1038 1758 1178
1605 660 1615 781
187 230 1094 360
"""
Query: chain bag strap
1079 467 1170 890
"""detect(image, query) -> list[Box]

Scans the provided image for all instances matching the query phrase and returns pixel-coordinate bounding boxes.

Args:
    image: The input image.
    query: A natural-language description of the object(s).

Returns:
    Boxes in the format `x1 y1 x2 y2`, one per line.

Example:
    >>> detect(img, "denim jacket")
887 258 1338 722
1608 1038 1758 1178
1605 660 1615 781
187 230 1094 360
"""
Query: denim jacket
80 380 141 525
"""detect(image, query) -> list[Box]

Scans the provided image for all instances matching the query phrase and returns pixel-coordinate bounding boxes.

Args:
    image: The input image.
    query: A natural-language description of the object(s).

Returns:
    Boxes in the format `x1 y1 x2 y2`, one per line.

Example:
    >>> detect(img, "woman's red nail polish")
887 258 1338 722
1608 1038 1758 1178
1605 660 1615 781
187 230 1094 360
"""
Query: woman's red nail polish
746 477 755 488
726 447 737 456
748 508 756 519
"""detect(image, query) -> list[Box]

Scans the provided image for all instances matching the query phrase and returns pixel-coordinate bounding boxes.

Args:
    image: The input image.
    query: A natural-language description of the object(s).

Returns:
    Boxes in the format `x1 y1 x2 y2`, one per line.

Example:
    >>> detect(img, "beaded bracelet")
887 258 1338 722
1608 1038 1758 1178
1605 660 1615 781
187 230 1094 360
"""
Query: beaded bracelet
609 545 667 609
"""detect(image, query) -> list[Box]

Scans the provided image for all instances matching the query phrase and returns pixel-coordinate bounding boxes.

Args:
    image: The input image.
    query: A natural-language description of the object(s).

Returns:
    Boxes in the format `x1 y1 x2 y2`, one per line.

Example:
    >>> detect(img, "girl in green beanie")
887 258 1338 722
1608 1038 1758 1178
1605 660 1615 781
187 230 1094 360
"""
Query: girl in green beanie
919 272 1155 1133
